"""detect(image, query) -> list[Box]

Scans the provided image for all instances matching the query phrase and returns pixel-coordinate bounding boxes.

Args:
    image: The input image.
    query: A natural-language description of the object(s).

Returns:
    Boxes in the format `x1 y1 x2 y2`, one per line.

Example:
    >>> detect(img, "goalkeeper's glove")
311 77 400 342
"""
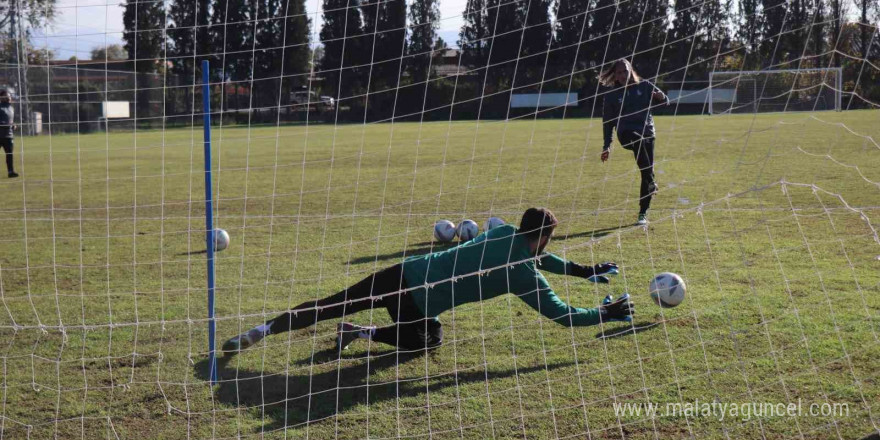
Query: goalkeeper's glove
599 293 634 323
571 262 619 283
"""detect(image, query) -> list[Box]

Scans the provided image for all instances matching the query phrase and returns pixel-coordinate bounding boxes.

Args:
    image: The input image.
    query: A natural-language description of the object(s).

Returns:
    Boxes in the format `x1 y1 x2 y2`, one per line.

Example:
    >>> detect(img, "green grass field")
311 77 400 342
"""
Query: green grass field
0 110 878 439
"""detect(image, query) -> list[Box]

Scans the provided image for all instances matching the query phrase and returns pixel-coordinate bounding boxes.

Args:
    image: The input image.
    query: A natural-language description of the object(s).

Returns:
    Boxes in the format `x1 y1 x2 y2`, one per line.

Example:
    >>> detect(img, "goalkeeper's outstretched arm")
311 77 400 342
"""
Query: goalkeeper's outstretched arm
514 273 634 327
537 253 619 283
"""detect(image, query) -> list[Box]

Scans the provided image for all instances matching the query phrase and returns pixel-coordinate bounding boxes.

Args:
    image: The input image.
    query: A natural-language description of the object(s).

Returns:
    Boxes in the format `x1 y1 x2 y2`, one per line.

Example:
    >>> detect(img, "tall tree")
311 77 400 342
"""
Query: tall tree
406 0 440 84
632 0 671 79
857 0 878 59
168 0 197 78
827 0 848 66
372 0 407 91
253 0 285 105
281 0 311 92
211 0 256 82
552 0 592 87
123 0 165 118
319 0 365 101
738 0 762 59
516 0 553 89
669 0 701 78
1 0 57 42
458 0 490 84
760 0 788 65
484 0 525 93
810 0 826 66
785 0 812 63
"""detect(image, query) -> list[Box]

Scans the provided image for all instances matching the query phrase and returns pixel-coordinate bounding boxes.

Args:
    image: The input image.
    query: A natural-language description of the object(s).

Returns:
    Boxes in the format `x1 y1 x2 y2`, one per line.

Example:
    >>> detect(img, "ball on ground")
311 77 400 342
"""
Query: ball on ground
433 220 456 242
649 272 686 308
484 216 506 231
213 228 230 251
456 220 479 241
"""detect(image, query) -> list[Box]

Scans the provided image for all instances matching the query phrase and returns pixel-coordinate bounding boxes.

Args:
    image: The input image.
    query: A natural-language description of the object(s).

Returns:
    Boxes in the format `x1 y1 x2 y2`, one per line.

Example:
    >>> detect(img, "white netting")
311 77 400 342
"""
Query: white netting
0 0 878 438
708 68 842 114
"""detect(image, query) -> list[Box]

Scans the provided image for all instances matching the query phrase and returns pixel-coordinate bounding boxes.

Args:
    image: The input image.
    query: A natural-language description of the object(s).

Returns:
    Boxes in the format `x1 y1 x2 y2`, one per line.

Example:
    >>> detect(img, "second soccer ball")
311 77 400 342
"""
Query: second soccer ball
456 220 479 241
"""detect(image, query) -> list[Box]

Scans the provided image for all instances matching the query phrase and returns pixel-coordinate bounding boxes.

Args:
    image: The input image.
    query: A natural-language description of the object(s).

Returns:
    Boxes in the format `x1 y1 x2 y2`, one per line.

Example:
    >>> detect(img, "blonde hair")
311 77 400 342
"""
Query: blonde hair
598 59 642 87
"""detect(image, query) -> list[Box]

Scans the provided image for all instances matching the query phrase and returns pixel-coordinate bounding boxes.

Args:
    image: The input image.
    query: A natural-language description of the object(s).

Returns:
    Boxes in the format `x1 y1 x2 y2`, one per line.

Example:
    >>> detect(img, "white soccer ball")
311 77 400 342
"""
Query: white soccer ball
456 219 479 241
484 216 506 231
213 228 230 251
433 220 457 242
649 272 686 308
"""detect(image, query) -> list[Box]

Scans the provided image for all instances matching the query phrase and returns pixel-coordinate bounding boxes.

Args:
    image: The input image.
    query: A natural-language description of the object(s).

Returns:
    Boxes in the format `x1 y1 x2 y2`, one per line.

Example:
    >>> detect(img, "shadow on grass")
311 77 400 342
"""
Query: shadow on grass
195 348 573 432
348 241 456 265
554 224 639 242
177 249 207 256
595 321 661 339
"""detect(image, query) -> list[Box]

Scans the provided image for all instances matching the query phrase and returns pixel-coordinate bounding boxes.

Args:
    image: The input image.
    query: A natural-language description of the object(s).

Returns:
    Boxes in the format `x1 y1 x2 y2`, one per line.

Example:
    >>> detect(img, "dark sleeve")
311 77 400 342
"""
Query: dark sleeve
602 92 614 149
536 253 596 278
513 271 601 327
536 253 569 275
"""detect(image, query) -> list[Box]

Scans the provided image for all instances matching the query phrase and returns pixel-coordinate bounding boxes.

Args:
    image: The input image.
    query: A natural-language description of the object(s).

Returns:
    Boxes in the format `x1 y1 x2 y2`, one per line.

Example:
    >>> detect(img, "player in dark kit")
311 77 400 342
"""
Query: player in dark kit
223 208 635 355
0 89 18 178
599 58 668 225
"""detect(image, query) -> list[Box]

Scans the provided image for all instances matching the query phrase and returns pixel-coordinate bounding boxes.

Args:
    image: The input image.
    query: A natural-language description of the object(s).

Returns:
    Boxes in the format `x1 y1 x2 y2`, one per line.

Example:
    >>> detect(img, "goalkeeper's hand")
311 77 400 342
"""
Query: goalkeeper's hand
583 262 619 284
599 293 634 322
600 148 610 162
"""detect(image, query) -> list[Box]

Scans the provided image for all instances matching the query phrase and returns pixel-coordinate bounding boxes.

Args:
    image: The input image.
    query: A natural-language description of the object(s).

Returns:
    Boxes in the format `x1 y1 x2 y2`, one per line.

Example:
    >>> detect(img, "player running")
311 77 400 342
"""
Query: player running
222 208 634 354
599 58 668 225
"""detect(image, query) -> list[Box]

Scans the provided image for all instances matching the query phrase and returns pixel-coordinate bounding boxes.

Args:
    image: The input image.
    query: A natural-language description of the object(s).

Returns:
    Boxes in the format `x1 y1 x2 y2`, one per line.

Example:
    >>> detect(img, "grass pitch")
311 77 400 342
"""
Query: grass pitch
0 110 878 439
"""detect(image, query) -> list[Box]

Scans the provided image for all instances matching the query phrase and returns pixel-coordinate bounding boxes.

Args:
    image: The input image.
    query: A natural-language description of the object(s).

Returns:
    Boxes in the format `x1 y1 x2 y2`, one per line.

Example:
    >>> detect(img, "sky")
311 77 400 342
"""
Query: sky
35 0 467 60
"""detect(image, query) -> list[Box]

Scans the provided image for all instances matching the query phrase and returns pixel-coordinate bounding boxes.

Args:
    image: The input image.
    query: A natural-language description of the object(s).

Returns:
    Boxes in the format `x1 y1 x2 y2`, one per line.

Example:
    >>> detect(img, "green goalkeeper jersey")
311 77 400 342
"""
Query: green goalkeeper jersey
401 224 601 326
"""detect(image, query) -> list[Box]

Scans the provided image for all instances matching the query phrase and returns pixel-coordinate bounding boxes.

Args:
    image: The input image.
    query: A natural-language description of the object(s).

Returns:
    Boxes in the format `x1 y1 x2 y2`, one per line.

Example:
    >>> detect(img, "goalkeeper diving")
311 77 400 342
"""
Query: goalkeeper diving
223 208 634 354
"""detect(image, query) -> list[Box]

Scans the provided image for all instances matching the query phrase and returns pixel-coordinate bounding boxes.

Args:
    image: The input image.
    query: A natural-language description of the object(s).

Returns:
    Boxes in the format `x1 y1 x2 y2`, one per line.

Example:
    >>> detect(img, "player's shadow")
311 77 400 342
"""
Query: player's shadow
195 350 572 432
348 241 455 265
595 321 660 339
553 224 637 242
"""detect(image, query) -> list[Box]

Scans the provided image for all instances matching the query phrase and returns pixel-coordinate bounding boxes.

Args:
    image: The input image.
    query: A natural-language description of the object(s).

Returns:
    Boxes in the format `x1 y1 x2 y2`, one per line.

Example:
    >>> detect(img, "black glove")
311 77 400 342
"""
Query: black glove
599 293 634 322
570 262 619 284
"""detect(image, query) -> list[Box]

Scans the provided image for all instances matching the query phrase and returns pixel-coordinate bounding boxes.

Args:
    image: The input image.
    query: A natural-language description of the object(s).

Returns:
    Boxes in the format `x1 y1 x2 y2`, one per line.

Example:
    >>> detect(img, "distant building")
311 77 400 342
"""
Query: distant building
432 49 471 78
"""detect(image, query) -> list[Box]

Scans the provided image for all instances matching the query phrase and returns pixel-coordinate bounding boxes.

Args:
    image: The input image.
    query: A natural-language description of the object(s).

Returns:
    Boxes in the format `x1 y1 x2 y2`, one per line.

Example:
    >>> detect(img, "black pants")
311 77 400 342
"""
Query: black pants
618 131 656 214
0 138 13 174
267 264 442 351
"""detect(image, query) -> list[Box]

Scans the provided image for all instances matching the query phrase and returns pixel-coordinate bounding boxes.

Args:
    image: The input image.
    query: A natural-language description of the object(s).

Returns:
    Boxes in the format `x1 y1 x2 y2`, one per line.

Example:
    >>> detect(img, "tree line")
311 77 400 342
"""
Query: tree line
5 0 875 124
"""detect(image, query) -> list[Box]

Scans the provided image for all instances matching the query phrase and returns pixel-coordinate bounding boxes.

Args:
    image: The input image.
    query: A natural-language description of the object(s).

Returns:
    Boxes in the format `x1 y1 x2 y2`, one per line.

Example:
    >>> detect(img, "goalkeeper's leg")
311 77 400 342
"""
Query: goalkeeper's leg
337 291 442 351
223 264 405 354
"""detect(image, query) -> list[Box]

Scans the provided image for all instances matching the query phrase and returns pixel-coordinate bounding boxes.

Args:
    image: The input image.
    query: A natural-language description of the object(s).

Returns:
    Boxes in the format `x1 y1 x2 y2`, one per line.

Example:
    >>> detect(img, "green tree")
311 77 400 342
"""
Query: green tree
319 0 366 101
90 44 128 60
122 0 165 119
407 0 441 84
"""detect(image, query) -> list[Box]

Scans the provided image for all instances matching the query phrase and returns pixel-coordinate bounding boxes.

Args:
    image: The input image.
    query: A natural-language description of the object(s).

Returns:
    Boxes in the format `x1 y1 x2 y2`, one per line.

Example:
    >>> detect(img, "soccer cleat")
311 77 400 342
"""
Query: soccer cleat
8 172 18 178
336 322 364 351
601 293 633 323
637 213 648 226
222 328 266 355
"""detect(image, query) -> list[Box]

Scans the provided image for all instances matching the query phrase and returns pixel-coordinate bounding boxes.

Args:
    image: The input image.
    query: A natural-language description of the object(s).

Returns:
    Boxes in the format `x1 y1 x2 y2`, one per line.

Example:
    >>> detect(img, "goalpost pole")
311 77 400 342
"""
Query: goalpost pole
202 60 219 385
836 67 842 111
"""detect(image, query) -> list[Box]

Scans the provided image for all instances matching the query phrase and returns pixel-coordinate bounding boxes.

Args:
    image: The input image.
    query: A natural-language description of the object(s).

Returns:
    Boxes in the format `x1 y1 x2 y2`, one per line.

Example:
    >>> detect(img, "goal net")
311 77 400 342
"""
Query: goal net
709 68 843 114
0 0 879 438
